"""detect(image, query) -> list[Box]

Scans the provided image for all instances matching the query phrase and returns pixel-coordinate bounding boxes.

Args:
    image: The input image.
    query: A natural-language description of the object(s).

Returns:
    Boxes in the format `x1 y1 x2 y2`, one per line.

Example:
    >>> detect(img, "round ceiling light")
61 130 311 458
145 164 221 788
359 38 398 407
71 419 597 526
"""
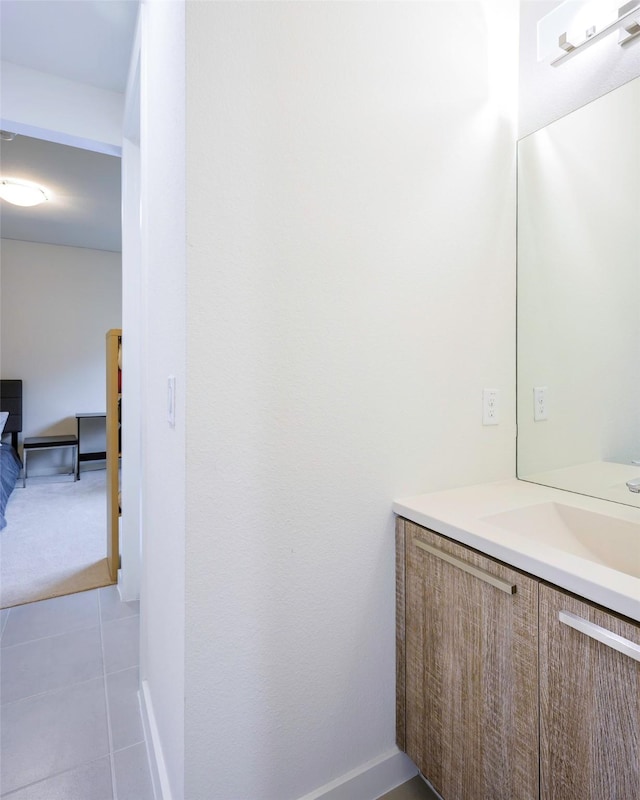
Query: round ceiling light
0 178 49 207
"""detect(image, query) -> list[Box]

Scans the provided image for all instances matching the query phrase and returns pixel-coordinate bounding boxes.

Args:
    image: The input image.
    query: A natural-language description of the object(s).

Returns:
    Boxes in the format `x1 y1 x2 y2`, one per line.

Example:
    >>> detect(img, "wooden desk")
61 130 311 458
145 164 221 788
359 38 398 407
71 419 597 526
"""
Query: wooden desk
75 412 107 479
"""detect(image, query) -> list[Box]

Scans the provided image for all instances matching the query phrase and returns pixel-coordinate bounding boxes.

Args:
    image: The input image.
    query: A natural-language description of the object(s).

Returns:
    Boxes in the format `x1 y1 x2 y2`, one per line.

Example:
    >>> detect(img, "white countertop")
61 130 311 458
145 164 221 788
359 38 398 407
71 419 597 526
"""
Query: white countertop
393 479 640 623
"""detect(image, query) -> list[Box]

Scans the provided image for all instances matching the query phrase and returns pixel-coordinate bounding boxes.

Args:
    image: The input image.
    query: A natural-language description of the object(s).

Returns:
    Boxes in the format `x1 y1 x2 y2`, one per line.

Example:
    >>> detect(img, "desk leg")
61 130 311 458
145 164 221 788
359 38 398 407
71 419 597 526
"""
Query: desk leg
76 418 81 480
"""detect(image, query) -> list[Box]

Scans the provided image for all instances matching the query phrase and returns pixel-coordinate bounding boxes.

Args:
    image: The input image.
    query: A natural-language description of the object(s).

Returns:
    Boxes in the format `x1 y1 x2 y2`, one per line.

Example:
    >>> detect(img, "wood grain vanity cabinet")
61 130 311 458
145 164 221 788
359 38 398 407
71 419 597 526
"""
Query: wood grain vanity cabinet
396 520 539 800
539 584 640 800
397 518 640 800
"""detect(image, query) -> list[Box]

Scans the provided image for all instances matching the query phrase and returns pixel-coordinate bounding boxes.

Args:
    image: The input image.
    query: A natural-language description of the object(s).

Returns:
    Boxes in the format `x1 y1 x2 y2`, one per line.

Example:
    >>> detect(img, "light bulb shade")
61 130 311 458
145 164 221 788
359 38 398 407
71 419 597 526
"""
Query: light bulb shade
0 178 49 207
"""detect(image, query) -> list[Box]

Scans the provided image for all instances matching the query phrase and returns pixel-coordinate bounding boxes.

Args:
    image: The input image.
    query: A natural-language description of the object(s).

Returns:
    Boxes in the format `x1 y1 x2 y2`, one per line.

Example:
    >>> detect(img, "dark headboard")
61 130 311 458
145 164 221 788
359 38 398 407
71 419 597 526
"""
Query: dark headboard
1 380 22 451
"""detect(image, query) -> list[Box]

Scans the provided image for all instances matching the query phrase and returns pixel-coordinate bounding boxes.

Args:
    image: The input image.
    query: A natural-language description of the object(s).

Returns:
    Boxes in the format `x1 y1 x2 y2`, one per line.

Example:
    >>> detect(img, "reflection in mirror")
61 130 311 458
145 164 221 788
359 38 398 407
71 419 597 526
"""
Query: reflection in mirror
517 77 640 508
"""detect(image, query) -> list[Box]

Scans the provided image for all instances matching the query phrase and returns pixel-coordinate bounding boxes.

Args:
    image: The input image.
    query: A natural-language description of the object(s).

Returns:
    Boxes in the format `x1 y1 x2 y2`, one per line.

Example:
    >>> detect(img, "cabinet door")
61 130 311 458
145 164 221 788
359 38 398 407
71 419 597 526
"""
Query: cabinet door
540 584 640 800
404 523 538 800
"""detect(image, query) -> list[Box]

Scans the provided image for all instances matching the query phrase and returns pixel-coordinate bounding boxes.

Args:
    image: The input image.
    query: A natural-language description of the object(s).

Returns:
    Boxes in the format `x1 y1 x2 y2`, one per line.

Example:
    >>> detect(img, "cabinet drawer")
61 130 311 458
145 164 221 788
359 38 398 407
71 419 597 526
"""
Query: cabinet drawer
540 584 640 800
399 521 539 800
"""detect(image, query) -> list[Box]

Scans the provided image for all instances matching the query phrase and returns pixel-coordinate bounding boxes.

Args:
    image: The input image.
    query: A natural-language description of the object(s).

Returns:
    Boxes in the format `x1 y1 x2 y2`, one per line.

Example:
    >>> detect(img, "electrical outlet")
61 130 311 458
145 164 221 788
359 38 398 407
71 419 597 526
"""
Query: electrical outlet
482 388 500 425
534 386 548 421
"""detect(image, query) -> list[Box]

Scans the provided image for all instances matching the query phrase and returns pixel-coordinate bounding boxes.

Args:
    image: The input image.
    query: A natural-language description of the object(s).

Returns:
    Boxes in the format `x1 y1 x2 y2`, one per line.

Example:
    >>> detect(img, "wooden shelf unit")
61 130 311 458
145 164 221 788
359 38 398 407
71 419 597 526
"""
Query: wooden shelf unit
106 328 122 582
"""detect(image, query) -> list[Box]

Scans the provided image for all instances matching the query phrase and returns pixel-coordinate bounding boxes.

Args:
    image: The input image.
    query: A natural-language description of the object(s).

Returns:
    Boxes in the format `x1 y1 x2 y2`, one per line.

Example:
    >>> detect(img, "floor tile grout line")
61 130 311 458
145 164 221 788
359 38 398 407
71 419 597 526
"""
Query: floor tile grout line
99 589 119 800
0 610 9 637
0 588 143 799
0 581 137 620
0 672 110 708
1 636 140 708
0 590 103 646
103 607 141 619
102 612 140 629
1 611 139 650
112 738 147 755
104 662 141 678
0 754 112 799
0 620 102 651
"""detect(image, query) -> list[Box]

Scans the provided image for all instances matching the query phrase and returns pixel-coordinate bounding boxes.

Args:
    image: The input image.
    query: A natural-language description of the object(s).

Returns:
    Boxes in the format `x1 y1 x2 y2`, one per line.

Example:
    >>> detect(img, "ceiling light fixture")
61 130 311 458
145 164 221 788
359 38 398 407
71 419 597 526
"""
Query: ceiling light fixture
0 178 49 207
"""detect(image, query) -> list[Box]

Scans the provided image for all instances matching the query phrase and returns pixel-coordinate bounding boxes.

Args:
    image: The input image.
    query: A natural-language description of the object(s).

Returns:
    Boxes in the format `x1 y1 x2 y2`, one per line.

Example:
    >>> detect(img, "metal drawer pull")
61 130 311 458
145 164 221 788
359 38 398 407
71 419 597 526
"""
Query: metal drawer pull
559 611 640 662
413 539 516 595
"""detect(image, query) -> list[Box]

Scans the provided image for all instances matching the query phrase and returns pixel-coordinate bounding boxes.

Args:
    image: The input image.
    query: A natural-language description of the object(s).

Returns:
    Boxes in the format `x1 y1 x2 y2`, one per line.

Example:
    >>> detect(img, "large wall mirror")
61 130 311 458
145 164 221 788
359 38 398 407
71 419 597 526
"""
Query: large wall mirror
517 76 640 508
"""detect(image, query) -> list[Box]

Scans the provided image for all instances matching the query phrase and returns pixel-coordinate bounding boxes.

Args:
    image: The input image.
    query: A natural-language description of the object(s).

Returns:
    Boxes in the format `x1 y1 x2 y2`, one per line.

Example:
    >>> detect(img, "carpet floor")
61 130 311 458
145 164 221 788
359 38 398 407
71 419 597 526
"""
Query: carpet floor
1 469 113 608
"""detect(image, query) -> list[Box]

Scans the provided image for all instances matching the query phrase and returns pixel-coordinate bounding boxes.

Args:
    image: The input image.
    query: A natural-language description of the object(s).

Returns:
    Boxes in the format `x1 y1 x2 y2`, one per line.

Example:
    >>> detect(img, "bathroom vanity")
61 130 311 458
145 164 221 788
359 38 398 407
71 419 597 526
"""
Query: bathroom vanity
394 480 640 800
395 68 640 800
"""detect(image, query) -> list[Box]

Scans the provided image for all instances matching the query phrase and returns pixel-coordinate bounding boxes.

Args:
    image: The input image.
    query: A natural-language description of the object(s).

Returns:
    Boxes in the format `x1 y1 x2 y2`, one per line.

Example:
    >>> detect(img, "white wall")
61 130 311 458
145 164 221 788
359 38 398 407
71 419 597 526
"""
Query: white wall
0 239 121 470
120 13 142 604
519 0 640 137
0 61 124 155
138 1 186 798
183 3 517 799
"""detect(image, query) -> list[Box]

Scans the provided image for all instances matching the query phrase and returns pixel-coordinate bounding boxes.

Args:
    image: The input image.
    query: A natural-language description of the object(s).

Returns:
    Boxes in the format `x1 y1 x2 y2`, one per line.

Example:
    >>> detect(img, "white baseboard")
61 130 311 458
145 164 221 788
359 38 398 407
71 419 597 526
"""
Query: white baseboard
136 693 414 800
115 570 139 604
139 679 174 800
296 748 418 800
137 685 414 800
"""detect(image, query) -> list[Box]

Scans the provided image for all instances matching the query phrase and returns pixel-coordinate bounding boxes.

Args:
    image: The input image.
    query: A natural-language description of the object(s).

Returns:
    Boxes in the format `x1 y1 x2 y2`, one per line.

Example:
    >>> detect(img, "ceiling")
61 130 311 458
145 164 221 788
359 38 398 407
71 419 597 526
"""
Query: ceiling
0 1 139 253
1 134 122 253
1 1 139 92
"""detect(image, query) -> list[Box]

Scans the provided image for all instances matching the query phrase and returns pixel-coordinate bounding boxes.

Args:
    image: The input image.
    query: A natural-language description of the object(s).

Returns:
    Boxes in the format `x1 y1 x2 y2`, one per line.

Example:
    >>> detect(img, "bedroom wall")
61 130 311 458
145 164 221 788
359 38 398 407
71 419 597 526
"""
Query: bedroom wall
183 2 518 799
0 239 122 473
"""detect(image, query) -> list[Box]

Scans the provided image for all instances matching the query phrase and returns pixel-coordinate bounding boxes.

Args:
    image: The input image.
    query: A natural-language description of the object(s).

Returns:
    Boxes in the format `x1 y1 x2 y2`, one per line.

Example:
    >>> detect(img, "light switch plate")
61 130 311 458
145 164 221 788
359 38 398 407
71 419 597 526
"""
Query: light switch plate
168 376 176 427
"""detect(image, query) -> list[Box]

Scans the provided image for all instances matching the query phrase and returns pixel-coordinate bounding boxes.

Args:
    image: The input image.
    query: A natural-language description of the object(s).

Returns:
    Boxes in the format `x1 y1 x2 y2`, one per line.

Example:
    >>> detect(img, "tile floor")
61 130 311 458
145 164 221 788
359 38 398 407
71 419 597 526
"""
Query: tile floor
0 586 154 799
0 585 437 800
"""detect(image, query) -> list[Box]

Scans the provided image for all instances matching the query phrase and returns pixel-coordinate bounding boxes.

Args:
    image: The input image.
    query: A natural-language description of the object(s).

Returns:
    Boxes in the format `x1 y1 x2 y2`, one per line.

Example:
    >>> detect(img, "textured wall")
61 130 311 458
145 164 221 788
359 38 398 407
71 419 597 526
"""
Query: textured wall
184 2 517 798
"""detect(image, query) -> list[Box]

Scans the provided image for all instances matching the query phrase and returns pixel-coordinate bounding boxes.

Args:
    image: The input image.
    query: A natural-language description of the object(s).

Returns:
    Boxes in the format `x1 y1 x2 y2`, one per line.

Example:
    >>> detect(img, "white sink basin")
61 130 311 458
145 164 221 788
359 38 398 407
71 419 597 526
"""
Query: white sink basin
483 502 640 579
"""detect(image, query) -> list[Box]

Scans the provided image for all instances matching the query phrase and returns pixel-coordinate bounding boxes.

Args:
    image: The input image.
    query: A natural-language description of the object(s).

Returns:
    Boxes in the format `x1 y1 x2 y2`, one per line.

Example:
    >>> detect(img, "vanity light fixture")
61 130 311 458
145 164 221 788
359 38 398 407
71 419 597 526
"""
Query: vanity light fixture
619 6 640 42
0 178 49 207
552 1 640 65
